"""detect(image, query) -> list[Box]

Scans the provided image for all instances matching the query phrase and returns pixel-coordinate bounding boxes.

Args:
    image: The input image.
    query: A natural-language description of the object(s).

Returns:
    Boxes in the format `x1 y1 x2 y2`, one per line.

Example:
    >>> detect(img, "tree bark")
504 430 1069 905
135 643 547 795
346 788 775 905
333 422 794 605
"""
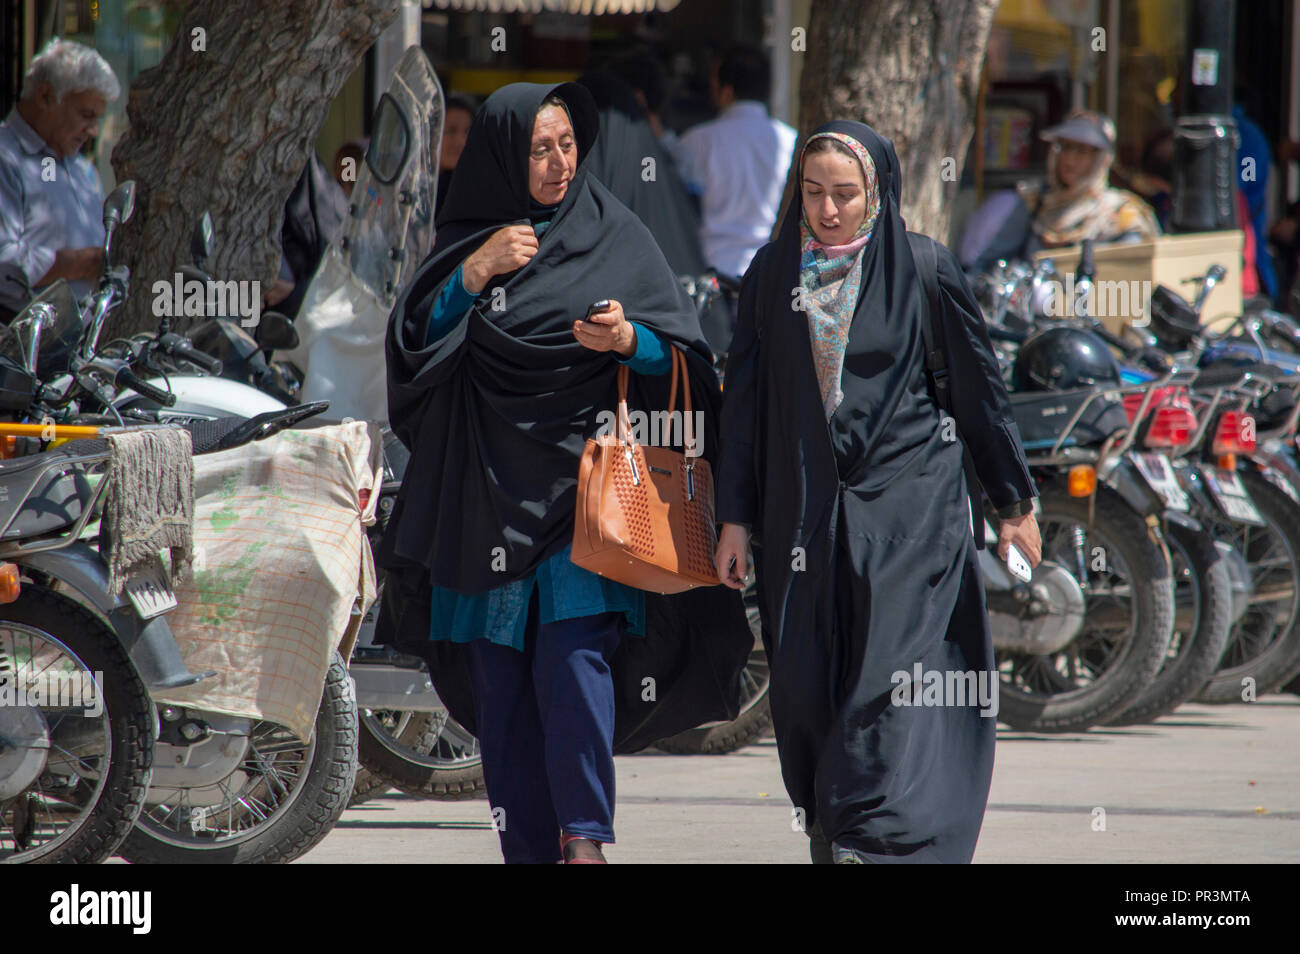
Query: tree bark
107 0 401 339
794 0 999 242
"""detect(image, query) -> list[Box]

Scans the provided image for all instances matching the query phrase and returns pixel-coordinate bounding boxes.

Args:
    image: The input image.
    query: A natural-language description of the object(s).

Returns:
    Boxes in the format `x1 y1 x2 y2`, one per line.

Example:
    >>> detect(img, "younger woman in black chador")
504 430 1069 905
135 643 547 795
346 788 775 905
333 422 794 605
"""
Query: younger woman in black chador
714 122 1042 863
378 82 751 864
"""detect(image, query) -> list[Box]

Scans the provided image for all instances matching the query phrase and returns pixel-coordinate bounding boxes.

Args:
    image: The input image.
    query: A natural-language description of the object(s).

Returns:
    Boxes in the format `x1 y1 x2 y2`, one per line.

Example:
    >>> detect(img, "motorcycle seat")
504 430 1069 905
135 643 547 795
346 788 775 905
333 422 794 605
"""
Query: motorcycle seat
1010 387 1129 452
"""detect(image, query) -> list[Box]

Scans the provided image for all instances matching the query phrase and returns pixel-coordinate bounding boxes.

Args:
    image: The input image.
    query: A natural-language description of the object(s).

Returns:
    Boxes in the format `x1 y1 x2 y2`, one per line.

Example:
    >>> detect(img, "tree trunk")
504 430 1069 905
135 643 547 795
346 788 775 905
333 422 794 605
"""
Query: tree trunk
795 0 999 242
107 0 400 339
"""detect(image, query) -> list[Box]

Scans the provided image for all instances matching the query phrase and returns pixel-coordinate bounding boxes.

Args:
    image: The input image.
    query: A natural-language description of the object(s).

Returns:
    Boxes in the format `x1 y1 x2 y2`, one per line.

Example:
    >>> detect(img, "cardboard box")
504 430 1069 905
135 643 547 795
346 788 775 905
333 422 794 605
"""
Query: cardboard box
1033 230 1244 336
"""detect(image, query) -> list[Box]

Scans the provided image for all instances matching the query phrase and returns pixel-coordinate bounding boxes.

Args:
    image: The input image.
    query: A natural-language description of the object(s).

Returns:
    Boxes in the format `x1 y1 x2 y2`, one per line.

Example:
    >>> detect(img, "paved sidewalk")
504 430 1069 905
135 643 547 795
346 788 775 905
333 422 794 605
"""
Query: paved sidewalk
300 696 1300 863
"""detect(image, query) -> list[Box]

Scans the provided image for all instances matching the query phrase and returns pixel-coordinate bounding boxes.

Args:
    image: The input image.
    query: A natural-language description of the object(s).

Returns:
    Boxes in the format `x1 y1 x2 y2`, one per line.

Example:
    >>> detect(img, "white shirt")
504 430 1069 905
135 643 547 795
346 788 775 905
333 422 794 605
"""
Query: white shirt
676 101 797 278
0 109 105 301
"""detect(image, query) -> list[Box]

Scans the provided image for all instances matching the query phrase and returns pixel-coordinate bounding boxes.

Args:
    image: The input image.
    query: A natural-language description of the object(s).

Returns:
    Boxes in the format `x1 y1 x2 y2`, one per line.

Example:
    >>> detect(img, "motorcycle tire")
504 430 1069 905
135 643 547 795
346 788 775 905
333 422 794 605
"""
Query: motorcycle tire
655 578 772 754
358 709 486 800
1107 521 1234 725
1197 471 1300 702
653 691 772 755
117 651 357 864
995 486 1175 732
347 766 390 807
1 585 153 864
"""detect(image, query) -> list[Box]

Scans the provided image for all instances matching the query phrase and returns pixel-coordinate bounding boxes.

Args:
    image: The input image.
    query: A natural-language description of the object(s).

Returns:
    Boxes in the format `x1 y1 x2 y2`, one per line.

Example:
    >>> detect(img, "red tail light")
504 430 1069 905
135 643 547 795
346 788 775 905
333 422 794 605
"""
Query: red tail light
1122 386 1175 423
1122 386 1198 447
1213 411 1257 454
359 488 371 511
1146 405 1197 447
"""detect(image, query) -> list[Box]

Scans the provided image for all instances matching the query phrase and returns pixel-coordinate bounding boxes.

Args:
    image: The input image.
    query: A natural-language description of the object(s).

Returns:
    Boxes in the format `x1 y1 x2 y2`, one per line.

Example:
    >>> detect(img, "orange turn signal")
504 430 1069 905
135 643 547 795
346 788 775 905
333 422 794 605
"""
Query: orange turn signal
0 563 20 604
1068 464 1097 497
1217 453 1237 471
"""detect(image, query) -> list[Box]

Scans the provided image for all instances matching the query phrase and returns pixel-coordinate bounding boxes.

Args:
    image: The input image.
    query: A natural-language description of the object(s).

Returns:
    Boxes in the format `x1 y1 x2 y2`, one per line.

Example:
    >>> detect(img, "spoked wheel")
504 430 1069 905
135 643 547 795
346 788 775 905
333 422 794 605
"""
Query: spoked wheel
117 652 357 864
1198 471 1300 701
654 578 772 754
358 707 486 800
0 585 153 863
996 487 1175 732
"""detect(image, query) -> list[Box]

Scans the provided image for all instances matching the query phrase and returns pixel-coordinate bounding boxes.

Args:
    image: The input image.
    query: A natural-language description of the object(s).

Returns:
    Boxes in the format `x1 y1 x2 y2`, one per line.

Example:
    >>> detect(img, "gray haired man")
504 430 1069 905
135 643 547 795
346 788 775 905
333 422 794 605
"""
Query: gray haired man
0 38 121 309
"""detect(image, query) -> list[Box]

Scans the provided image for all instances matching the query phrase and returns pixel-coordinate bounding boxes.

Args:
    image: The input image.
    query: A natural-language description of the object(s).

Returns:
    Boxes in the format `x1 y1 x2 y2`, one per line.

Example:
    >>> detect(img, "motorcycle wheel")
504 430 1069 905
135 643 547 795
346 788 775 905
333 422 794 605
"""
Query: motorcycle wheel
358 708 486 800
654 578 772 754
995 486 1175 732
1106 522 1234 724
117 651 357 864
1197 471 1300 701
347 766 390 807
0 585 153 863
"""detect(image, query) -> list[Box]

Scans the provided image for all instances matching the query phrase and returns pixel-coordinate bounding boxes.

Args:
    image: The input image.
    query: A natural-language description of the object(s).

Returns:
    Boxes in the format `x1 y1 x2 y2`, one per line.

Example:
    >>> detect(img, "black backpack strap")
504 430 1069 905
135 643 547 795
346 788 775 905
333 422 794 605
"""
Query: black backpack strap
908 232 987 549
910 233 949 410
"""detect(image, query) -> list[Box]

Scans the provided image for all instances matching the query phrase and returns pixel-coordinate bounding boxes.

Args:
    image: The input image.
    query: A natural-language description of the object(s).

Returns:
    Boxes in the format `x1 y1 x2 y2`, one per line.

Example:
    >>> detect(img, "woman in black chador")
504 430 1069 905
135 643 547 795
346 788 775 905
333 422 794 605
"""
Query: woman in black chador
714 121 1042 863
377 82 751 864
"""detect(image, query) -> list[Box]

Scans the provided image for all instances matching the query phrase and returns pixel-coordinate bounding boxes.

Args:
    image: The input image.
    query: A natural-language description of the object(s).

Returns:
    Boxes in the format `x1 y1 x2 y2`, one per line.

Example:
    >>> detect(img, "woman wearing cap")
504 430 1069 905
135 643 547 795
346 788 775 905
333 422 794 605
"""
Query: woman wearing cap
713 121 1041 863
959 110 1159 272
1018 109 1160 252
379 83 751 864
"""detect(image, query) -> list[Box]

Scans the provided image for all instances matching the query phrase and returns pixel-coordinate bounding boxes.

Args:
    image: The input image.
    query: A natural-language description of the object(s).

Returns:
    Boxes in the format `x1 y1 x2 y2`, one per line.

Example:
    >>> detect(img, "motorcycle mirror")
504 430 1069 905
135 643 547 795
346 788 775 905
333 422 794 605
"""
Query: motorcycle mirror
191 211 214 264
103 180 136 230
1207 264 1227 283
254 310 299 351
366 93 411 186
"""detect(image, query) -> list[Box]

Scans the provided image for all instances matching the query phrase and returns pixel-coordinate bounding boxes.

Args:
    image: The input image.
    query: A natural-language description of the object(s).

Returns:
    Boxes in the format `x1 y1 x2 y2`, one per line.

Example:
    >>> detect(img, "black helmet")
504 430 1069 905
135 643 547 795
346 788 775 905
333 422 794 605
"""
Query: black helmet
1012 325 1122 392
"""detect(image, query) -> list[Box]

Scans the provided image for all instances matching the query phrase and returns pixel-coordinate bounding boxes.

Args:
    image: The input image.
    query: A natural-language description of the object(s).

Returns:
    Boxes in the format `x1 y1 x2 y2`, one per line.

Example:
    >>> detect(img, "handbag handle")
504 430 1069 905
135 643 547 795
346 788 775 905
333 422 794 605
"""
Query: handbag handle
614 346 695 454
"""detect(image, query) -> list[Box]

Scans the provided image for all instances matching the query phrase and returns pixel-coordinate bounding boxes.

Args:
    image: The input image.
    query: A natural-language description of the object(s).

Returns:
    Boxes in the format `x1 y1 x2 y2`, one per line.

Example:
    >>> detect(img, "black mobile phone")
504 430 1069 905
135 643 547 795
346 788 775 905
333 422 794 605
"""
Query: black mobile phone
585 299 612 320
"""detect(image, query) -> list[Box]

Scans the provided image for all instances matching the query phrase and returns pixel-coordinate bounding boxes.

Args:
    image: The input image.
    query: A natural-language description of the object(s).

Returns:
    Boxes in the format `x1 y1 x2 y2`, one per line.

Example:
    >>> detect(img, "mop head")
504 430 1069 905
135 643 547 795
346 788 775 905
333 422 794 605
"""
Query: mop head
99 426 195 596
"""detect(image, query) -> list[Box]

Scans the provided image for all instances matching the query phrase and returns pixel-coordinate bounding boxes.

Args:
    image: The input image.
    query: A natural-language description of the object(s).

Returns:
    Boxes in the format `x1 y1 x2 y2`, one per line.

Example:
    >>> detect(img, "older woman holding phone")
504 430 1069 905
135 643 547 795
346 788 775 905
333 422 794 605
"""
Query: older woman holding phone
378 83 750 865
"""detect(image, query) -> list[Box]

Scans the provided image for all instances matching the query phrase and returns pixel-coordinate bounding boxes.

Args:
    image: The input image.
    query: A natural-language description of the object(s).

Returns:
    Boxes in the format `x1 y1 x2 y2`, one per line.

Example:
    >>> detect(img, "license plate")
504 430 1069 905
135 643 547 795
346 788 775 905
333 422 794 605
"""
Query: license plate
1132 452 1189 511
124 561 179 619
1201 467 1265 525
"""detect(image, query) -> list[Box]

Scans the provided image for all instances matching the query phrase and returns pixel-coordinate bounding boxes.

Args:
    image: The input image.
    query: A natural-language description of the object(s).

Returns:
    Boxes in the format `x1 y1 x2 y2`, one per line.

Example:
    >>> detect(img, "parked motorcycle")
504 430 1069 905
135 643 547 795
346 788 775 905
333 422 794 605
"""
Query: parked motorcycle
0 183 365 862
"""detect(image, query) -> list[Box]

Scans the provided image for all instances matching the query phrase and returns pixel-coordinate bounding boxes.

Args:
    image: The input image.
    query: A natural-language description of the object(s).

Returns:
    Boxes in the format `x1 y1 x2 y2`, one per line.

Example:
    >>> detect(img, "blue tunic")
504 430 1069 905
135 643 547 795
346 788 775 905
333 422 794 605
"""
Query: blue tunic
424 245 672 651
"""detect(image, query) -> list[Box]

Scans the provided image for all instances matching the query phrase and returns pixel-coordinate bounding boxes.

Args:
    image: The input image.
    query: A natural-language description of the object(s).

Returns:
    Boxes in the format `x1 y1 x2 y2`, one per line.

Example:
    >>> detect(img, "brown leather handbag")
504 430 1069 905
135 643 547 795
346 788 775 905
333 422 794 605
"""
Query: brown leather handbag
571 347 720 594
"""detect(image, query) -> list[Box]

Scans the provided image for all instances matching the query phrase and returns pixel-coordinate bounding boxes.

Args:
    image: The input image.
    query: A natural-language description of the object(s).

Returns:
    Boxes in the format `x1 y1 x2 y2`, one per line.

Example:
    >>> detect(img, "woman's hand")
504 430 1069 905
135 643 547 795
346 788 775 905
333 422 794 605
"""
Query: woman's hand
572 299 636 356
997 512 1042 569
462 225 539 294
715 522 751 589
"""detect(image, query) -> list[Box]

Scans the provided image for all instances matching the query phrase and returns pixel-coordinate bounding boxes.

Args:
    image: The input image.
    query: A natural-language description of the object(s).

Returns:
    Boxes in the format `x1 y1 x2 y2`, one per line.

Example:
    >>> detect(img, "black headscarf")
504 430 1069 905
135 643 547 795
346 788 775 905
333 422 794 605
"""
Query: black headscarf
376 82 752 753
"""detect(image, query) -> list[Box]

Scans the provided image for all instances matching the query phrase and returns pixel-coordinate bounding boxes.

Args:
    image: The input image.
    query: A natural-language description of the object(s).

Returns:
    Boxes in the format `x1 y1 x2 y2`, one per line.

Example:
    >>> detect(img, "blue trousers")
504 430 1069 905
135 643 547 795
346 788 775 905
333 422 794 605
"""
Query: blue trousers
464 597 623 864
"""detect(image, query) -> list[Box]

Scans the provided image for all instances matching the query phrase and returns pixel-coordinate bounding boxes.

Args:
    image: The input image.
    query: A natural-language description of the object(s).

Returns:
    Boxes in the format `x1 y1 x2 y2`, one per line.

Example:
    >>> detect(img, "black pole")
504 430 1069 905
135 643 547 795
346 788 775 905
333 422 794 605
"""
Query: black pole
1171 0 1238 233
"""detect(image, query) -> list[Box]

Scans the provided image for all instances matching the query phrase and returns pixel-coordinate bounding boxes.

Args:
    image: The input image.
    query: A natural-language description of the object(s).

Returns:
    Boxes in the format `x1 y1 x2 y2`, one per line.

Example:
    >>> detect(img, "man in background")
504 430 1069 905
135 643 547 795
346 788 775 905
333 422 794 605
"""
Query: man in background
0 38 120 312
674 44 796 281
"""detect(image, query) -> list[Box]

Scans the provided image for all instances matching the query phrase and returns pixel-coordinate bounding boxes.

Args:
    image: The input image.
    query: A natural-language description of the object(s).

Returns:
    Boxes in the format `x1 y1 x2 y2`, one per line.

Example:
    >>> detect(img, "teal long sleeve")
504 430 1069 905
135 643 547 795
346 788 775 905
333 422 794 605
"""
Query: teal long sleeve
426 264 476 346
618 323 672 375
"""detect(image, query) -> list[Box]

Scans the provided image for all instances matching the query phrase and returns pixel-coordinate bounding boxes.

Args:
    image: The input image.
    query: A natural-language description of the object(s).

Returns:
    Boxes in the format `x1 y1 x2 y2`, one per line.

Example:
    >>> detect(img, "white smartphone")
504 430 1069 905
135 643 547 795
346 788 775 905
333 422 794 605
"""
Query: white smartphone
1006 543 1033 583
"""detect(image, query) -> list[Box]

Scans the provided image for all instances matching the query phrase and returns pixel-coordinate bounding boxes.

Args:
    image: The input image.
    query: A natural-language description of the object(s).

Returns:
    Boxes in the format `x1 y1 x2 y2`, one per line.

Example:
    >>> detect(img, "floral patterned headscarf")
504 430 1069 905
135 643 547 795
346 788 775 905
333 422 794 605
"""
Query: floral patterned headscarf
797 131 882 416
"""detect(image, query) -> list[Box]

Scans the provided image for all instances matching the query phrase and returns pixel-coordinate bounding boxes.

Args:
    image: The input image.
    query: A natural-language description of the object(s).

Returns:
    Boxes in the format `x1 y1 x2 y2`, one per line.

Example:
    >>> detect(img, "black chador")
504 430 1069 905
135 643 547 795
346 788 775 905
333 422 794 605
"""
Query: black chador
717 121 1037 861
374 82 753 754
